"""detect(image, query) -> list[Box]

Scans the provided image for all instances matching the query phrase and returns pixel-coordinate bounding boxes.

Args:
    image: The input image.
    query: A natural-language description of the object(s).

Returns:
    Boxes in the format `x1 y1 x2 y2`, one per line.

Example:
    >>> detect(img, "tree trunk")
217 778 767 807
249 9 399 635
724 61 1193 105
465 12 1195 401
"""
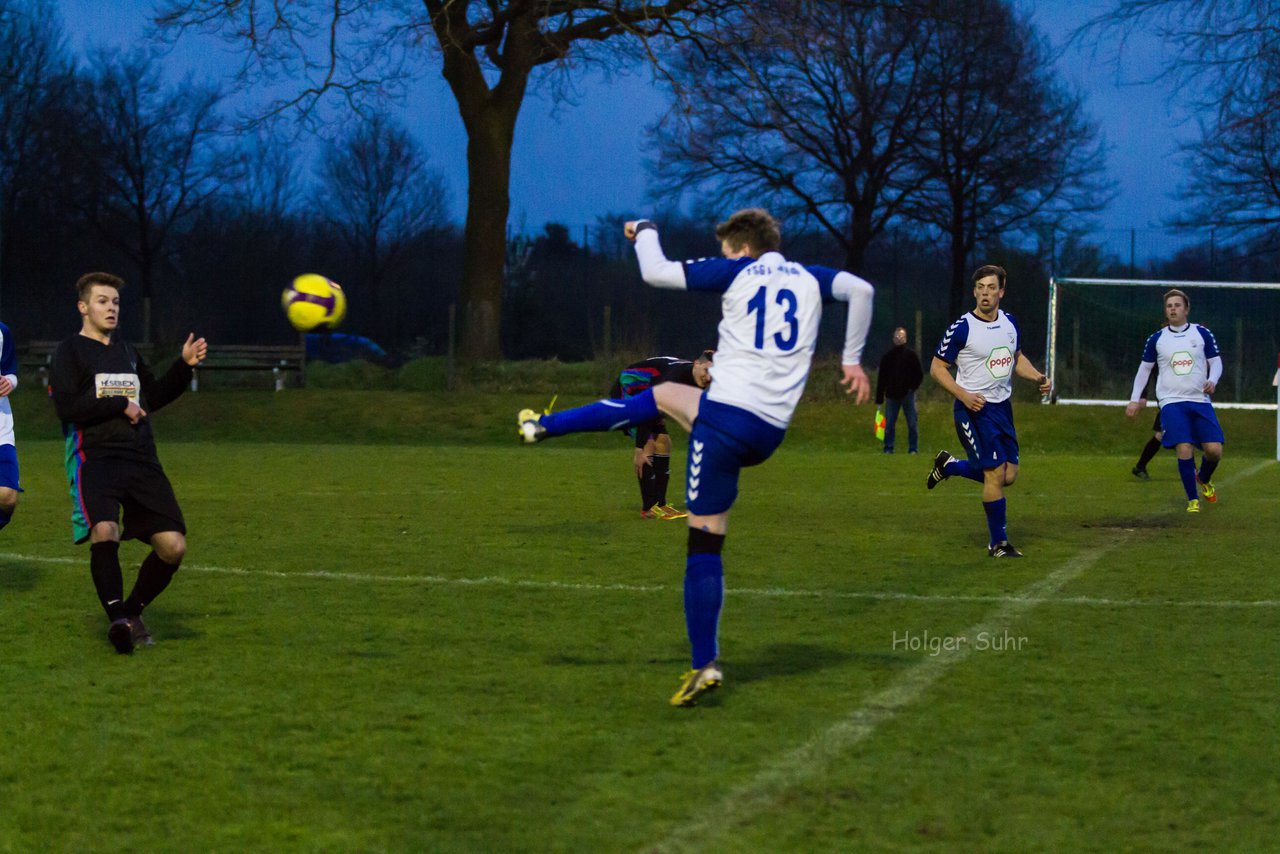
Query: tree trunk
434 8 534 364
459 113 514 362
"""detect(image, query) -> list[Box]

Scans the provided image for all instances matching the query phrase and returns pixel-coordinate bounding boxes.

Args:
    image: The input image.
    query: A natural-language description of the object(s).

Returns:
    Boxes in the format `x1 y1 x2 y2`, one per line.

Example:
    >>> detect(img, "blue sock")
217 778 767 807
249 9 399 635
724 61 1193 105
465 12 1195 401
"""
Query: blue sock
983 498 1007 546
684 554 724 669
946 459 984 483
1177 457 1198 500
541 389 659 437
1198 457 1219 484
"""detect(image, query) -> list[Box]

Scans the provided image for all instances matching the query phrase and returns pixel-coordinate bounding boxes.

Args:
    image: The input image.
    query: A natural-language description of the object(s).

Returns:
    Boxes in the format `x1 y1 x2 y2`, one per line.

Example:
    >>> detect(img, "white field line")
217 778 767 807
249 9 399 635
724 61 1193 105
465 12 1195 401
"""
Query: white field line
2 551 1278 610
644 458 1277 853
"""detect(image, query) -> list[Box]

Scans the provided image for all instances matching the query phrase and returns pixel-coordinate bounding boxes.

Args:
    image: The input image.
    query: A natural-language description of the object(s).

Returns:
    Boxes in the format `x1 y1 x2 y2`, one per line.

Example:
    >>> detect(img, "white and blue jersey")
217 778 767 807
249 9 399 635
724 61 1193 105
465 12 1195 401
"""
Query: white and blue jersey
1134 323 1221 407
635 229 874 429
935 310 1023 469
632 227 874 513
934 310 1021 404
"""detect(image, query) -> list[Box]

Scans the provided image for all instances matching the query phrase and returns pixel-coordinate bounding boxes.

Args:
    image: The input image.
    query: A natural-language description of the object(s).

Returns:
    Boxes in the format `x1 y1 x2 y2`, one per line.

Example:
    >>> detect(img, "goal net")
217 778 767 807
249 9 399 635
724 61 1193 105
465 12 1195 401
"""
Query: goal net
1046 276 1280 414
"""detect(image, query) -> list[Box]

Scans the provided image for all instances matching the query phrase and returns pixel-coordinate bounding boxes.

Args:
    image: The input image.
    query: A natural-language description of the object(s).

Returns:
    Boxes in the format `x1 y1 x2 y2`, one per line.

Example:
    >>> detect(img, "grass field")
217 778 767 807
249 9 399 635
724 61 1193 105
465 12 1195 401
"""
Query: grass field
1 386 1277 851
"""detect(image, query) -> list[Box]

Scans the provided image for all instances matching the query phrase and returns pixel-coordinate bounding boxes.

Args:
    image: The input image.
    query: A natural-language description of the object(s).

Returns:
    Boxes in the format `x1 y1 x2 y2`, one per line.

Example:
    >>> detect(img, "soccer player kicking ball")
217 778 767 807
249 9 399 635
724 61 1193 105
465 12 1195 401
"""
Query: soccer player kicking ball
1124 288 1224 513
49 273 208 654
518 209 874 706
925 265 1051 558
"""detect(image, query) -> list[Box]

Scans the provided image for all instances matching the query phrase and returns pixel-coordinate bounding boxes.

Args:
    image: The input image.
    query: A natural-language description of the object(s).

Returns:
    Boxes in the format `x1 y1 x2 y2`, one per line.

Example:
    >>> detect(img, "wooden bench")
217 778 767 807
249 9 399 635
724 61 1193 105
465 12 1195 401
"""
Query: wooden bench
18 340 61 389
191 343 307 391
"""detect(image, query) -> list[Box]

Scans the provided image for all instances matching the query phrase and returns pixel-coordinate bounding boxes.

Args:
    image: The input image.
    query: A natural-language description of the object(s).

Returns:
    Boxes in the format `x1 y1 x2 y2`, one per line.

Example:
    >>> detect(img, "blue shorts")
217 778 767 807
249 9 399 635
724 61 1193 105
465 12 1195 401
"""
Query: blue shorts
1159 401 1224 447
953 398 1019 469
0 443 19 491
686 397 786 515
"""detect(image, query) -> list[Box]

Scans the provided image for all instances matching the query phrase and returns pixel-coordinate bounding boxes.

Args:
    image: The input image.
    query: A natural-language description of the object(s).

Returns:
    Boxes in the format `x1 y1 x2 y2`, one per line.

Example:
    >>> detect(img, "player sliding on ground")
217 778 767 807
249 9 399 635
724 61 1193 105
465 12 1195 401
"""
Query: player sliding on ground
925 265 1051 558
518 209 874 707
1124 288 1224 513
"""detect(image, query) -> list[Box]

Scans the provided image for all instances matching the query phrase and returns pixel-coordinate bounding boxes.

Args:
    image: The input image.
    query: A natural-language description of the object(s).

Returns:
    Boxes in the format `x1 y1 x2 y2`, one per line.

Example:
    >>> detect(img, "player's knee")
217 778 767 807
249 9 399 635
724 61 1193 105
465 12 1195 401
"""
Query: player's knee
152 532 186 565
90 522 120 543
655 434 672 455
0 489 17 514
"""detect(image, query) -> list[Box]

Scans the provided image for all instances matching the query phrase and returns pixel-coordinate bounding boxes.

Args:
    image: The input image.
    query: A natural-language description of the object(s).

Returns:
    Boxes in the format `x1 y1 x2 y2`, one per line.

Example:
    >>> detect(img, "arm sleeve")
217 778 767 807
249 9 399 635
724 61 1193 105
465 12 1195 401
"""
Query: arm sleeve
1207 355 1223 386
829 271 874 365
1129 361 1156 403
50 342 129 424
1198 325 1220 359
633 229 688 290
137 351 194 413
1142 331 1160 363
935 317 968 364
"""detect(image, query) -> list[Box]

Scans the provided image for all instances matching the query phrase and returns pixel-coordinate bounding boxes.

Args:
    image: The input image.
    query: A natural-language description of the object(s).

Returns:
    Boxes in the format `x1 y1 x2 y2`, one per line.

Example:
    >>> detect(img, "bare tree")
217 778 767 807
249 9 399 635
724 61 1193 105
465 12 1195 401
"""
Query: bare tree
650 0 932 273
908 0 1111 315
0 0 73 311
156 0 741 361
313 111 450 339
73 49 235 342
1089 1 1280 241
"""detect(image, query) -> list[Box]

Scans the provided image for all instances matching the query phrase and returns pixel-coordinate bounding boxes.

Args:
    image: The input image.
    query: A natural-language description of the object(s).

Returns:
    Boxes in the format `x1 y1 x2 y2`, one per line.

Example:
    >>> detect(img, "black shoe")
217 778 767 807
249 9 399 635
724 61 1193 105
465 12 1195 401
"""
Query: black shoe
130 616 154 647
926 451 956 489
108 617 135 654
988 541 1024 558
1131 466 1150 481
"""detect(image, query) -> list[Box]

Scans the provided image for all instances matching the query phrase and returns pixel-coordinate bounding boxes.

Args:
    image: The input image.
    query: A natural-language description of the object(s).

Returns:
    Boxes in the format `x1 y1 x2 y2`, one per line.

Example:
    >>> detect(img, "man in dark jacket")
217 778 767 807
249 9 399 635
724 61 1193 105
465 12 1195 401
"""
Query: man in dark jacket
875 326 923 453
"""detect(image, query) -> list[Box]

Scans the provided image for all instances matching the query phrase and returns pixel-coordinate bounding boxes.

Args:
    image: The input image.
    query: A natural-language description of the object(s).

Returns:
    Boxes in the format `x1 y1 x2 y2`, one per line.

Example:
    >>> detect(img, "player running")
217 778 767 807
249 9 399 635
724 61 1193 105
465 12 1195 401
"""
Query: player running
1124 288 1224 512
610 351 713 520
518 209 873 706
50 272 208 654
925 265 1051 557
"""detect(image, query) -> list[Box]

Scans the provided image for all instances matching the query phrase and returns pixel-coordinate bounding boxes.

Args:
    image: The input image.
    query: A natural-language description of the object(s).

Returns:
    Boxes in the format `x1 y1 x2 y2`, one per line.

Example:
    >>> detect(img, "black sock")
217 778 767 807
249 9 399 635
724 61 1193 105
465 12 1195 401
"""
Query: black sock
1198 457 1220 483
89 541 126 620
639 462 655 510
123 551 180 617
1136 437 1161 470
653 454 671 506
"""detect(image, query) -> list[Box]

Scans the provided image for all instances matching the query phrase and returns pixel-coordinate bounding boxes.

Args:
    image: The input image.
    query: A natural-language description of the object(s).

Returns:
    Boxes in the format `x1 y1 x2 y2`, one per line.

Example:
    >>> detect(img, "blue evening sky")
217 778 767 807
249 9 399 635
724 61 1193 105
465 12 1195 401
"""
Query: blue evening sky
59 0 1198 259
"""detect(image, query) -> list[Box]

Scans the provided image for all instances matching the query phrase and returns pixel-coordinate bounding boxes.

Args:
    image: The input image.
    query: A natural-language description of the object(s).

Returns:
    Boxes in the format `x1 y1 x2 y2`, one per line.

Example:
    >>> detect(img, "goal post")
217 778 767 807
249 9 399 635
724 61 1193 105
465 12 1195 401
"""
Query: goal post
1045 277 1280 460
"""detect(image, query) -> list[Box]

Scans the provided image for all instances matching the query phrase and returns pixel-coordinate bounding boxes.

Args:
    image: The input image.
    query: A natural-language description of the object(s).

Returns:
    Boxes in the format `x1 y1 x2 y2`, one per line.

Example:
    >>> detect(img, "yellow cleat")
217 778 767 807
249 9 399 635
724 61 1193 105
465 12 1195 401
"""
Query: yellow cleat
1198 479 1217 503
1186 499 1200 513
670 662 722 707
657 504 688 520
516 396 557 444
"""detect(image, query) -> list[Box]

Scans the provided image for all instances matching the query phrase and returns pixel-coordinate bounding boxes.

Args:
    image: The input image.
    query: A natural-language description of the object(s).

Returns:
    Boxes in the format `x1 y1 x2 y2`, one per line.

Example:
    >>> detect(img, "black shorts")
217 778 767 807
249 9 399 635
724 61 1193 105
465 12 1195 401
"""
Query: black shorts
71 458 186 545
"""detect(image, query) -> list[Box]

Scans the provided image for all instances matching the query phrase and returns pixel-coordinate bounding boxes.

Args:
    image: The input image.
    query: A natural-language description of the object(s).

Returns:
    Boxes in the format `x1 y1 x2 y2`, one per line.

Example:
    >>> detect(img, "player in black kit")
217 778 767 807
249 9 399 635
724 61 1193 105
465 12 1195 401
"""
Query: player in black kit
49 272 208 654
610 351 713 519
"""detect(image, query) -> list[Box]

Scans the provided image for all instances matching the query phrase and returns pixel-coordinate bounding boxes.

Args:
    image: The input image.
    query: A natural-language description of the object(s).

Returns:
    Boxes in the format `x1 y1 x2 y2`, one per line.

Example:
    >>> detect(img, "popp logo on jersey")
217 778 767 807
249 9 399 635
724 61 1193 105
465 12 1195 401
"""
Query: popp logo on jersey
1170 350 1195 376
986 346 1014 379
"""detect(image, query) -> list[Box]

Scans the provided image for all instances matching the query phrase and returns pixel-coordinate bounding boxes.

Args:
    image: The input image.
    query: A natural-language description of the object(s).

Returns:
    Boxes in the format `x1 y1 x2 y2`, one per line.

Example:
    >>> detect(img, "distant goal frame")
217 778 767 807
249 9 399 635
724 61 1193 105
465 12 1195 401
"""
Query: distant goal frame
1045 276 1280 461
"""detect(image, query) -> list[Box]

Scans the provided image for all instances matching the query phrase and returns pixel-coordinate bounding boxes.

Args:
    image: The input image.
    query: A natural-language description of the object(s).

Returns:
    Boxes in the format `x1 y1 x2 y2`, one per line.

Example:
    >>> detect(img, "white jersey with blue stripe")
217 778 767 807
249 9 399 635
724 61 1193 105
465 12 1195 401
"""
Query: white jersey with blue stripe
632 228 874 429
1142 323 1220 406
934 310 1021 404
0 322 17 446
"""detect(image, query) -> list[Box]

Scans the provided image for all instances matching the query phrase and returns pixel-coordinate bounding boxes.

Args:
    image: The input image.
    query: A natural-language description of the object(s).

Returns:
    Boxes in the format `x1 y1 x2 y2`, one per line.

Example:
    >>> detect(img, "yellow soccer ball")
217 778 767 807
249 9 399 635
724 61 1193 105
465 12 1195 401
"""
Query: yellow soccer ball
282 274 346 331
